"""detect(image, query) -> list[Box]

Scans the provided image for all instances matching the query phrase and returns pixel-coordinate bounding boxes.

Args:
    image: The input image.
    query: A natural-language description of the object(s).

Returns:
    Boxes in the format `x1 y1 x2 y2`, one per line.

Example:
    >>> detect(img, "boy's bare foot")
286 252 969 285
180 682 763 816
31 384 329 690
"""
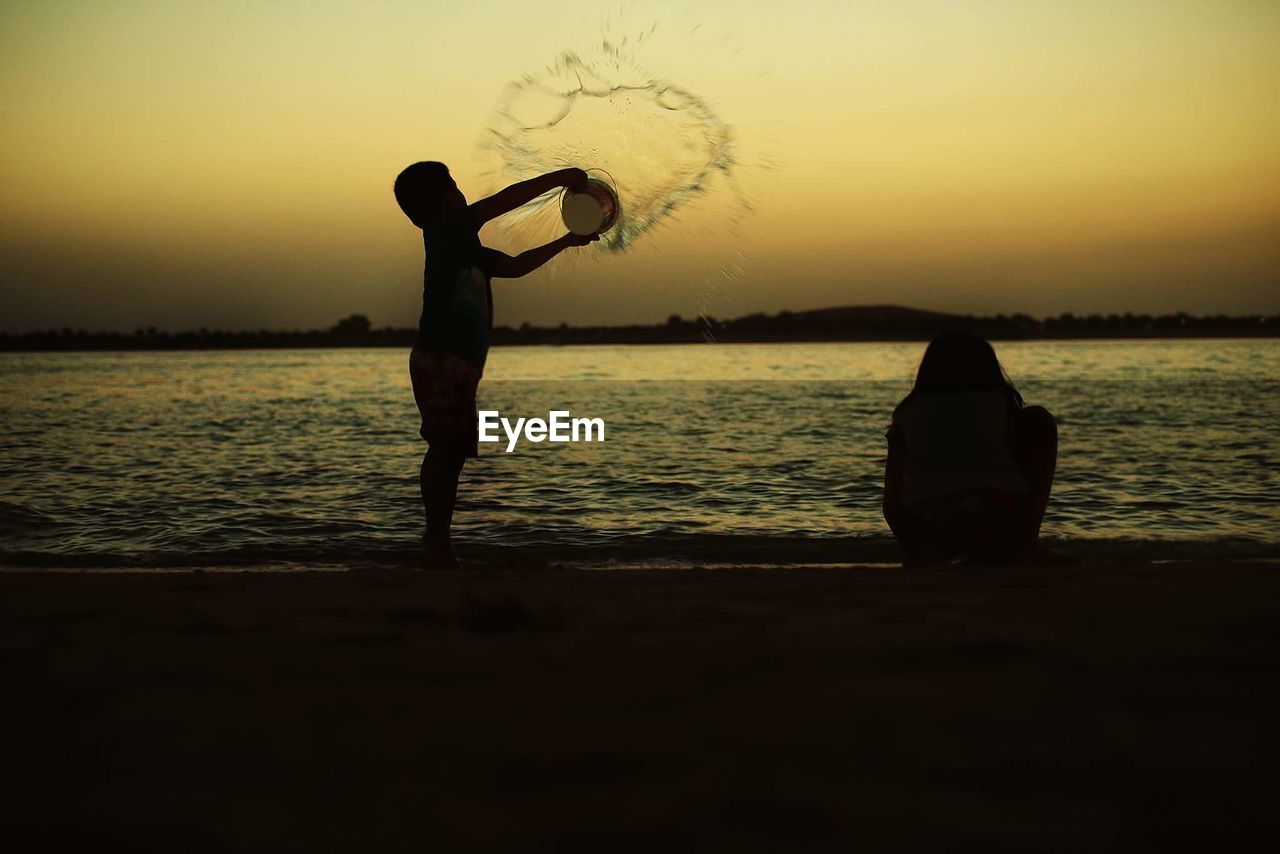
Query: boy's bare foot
421 540 462 571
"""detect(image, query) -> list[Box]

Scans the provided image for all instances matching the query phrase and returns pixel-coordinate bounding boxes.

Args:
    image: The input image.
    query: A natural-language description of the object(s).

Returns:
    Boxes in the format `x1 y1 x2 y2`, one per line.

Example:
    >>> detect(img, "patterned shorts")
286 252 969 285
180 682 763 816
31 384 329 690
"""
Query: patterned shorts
409 348 481 457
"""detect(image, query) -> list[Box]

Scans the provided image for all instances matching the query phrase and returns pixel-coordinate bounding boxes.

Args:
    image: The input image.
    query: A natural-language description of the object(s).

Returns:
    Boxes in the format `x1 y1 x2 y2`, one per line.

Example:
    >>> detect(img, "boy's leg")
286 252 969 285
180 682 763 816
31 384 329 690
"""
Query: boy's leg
410 347 479 569
421 444 466 567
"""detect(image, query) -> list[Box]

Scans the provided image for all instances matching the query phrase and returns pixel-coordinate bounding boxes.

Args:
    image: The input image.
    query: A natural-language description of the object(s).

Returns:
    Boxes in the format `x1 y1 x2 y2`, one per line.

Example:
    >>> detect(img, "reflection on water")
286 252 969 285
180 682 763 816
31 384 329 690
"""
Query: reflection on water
1 341 1276 567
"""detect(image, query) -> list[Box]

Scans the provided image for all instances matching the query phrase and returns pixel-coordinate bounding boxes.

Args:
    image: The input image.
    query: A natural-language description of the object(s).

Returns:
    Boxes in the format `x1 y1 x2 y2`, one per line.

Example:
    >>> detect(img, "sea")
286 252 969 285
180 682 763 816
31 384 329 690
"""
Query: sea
1 340 1276 569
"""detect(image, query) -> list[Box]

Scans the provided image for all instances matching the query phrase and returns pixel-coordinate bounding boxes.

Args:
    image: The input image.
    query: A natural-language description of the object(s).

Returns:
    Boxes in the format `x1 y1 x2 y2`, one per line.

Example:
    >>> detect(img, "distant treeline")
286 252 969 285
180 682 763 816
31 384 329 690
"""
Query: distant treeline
2 305 1277 351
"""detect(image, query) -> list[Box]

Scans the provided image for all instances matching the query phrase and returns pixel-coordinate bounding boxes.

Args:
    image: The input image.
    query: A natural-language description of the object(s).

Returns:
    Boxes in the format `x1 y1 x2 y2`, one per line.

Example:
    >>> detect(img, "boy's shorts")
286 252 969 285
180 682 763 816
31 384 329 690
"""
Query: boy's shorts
409 347 481 457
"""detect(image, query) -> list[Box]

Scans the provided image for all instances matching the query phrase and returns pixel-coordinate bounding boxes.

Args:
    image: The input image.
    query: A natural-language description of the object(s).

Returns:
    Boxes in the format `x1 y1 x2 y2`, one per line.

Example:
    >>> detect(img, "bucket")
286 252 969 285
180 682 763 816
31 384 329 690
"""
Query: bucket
561 171 621 236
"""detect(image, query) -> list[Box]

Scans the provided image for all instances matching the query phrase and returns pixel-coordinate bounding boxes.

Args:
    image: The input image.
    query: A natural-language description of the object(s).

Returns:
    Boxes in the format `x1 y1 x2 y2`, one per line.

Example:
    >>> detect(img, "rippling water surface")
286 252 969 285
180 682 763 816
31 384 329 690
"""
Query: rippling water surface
1 341 1276 567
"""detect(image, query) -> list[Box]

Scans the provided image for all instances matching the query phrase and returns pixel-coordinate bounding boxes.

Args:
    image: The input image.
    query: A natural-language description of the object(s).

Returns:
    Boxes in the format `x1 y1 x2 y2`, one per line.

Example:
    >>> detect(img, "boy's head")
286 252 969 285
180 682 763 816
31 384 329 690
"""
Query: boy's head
394 161 466 227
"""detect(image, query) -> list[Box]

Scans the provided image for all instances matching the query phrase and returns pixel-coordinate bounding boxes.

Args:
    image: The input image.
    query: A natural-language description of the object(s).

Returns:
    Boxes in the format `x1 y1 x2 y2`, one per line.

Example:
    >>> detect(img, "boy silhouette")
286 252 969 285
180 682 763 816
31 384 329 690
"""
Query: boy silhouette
394 162 597 568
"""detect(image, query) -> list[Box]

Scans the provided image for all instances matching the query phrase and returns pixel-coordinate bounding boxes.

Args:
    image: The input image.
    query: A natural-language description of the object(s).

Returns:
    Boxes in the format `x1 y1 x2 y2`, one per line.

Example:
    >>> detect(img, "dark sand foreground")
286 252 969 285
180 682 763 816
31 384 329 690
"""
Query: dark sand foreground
4 561 1278 851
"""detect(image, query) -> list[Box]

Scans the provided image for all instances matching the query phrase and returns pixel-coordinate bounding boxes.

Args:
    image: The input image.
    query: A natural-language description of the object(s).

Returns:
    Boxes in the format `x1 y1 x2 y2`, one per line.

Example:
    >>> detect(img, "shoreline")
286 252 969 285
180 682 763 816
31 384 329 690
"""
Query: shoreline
2 555 1279 574
3 534 1277 572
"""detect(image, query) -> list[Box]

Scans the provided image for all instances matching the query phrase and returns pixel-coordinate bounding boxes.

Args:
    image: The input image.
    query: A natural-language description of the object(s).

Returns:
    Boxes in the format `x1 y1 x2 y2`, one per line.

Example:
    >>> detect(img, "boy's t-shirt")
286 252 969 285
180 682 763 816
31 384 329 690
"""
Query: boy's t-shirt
417 211 499 371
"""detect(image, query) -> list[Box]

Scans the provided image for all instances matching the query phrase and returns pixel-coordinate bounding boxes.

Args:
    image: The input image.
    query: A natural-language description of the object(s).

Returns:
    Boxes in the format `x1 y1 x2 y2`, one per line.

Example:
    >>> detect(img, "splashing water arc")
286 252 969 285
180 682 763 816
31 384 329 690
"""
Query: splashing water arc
478 44 738 253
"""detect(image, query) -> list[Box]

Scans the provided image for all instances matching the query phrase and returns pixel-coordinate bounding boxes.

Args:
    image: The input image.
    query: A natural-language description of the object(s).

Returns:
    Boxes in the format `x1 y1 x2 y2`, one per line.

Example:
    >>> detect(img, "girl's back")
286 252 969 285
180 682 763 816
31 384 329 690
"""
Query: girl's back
892 387 1027 507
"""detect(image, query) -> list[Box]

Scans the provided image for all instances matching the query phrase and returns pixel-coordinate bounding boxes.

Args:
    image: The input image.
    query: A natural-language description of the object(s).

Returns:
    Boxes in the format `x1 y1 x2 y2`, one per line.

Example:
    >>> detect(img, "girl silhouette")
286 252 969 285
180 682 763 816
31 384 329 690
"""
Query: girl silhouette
883 332 1062 564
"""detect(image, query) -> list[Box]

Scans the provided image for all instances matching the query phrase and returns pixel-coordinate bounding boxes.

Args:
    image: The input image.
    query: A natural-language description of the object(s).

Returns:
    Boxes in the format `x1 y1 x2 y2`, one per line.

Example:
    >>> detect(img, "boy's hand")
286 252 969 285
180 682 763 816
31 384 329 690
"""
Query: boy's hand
564 231 600 247
561 168 589 190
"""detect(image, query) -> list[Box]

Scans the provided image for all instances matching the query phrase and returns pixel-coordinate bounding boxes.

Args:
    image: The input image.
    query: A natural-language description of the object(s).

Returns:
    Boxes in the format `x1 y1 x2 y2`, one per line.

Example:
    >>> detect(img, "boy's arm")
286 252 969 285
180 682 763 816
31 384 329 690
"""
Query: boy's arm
490 232 599 278
469 168 589 225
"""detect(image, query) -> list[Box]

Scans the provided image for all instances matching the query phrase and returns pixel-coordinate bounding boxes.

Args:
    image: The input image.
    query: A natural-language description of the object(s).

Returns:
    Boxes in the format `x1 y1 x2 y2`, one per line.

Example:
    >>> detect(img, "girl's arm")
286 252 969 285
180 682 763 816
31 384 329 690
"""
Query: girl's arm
882 426 906 531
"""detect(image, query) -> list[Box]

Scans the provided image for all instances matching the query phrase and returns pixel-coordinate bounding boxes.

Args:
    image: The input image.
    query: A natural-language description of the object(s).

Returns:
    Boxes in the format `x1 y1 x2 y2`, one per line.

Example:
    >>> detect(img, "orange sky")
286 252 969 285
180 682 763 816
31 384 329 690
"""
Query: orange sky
2 0 1277 332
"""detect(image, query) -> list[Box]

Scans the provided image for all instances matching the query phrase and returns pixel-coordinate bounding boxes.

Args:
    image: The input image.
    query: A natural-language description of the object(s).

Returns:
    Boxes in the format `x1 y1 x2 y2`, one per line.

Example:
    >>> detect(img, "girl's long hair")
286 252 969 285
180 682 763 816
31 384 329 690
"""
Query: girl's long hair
893 331 1024 417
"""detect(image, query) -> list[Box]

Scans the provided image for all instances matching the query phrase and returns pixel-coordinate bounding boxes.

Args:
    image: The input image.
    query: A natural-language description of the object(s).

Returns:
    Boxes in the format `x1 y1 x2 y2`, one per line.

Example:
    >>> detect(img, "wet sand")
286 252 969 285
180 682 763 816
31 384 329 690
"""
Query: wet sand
4 561 1278 851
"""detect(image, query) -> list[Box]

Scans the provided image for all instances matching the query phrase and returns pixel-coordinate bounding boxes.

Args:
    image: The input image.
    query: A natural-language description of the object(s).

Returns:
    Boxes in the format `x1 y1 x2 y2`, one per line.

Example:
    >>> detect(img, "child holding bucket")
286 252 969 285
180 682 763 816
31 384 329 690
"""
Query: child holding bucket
394 162 600 568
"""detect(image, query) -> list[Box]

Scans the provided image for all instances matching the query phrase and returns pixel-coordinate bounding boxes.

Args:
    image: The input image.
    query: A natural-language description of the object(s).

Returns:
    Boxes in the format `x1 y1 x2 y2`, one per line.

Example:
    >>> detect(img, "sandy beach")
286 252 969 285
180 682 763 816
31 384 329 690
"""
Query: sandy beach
4 560 1278 851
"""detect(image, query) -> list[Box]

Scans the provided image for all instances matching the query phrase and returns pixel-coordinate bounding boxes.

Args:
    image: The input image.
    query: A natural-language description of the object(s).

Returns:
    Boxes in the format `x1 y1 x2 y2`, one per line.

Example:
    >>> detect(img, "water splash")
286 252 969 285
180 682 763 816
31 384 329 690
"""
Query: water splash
476 41 743 255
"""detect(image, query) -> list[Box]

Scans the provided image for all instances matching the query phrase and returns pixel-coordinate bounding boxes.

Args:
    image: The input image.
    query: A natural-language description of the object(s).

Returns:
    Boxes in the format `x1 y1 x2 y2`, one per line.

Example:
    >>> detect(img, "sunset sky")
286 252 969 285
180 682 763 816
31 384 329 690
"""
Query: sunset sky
2 0 1277 333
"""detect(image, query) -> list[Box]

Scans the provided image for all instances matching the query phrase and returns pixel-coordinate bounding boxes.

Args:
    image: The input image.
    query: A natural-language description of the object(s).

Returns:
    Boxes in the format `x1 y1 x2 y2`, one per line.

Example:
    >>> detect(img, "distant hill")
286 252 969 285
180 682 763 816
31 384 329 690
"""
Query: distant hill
2 306 1276 351
493 305 1277 345
720 305 971 339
